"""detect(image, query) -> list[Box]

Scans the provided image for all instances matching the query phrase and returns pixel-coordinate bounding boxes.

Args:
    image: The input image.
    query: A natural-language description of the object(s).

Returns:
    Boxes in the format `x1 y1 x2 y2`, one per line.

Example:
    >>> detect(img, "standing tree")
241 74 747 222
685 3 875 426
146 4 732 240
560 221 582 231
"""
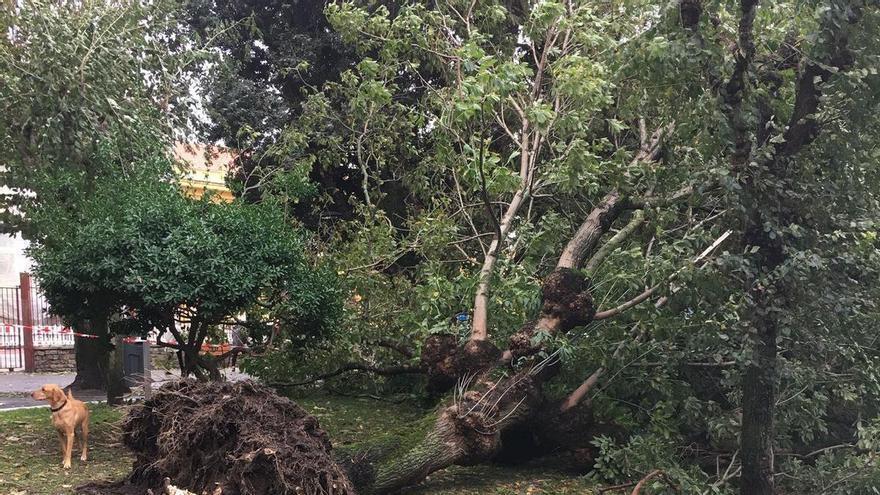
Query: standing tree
691 1 880 492
184 0 369 220
30 167 341 381
0 0 203 389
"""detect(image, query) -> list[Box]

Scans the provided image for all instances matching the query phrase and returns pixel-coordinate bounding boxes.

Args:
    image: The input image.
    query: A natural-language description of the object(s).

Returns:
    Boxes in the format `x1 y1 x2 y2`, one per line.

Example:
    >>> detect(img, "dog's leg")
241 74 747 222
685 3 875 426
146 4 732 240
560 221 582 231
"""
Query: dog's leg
63 431 74 469
57 430 65 456
80 420 89 461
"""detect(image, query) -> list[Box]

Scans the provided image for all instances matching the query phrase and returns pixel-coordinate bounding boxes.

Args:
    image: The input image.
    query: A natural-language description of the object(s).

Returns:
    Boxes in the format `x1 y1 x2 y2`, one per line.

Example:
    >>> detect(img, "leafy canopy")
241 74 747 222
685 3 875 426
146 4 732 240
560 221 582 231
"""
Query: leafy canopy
30 161 341 345
231 0 880 492
0 0 203 236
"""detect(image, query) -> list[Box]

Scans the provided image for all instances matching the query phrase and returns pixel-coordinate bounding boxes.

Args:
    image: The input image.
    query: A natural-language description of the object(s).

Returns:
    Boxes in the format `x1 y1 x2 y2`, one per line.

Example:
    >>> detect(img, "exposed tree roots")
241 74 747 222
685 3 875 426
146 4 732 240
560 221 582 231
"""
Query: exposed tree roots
348 268 602 493
79 380 354 495
78 269 623 495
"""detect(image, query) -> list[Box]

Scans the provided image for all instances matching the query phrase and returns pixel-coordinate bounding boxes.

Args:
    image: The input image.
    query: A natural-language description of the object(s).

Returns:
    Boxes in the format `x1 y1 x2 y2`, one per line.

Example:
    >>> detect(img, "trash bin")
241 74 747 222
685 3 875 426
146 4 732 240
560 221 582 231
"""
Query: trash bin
122 340 146 387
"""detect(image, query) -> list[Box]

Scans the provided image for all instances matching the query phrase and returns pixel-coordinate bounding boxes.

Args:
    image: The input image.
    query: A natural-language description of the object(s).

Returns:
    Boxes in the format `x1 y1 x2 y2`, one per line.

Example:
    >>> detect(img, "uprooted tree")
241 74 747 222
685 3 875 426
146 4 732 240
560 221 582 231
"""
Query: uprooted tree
74 0 880 493
225 0 879 493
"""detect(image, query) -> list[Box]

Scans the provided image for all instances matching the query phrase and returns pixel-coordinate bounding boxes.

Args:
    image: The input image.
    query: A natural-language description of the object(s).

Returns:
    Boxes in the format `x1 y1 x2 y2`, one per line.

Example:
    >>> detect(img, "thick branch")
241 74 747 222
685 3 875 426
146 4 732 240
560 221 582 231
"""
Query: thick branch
272 363 425 387
557 123 673 270
559 367 604 412
557 191 628 269
593 285 660 320
775 6 861 160
724 0 760 168
585 209 646 276
471 187 529 340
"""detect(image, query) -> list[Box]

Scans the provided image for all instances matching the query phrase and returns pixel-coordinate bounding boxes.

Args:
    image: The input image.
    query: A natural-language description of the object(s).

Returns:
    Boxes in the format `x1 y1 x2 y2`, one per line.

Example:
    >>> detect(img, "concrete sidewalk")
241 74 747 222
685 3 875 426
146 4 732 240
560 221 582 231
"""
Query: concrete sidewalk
0 368 252 410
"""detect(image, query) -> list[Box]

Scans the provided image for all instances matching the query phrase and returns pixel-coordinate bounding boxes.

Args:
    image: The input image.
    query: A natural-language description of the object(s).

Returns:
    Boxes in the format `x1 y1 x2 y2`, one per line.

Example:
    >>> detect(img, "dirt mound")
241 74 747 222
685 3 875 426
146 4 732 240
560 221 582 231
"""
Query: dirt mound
118 379 353 495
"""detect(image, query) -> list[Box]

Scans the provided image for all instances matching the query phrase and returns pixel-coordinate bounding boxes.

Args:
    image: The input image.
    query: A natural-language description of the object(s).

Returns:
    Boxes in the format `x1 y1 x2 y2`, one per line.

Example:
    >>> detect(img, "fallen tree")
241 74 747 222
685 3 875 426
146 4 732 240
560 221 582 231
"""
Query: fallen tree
347 180 718 494
86 140 713 493
253 119 715 492
78 0 880 494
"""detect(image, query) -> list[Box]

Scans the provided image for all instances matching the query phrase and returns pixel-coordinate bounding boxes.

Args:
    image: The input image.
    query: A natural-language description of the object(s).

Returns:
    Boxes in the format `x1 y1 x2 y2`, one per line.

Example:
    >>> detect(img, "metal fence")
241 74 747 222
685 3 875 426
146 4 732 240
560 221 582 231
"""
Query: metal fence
0 325 24 371
1 273 243 371
0 285 23 370
29 282 66 347
0 275 66 370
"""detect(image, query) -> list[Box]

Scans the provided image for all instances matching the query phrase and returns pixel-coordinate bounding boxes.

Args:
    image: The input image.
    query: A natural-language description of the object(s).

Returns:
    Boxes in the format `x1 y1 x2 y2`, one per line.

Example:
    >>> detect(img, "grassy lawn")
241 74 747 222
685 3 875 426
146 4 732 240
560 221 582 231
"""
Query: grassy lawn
0 404 131 495
0 393 594 495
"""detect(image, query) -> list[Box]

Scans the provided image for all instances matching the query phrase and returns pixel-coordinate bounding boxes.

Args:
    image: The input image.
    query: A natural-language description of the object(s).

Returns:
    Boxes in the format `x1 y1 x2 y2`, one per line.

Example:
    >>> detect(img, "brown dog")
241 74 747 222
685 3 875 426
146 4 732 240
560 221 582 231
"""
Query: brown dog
31 384 90 469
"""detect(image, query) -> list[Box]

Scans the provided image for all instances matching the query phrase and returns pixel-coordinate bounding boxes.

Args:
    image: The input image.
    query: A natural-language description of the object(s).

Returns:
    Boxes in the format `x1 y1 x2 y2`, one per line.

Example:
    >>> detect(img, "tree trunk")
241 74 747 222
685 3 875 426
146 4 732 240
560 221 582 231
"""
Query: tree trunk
68 317 110 391
166 321 220 381
358 265 595 493
199 354 222 381
369 418 469 493
739 213 782 495
357 370 543 494
179 346 206 380
739 313 776 495
107 334 128 405
738 206 785 495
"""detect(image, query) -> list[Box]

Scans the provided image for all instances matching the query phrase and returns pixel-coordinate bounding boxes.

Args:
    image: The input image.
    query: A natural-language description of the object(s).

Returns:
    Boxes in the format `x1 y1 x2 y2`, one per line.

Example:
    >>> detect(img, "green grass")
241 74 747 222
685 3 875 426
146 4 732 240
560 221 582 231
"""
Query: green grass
403 465 596 495
0 404 131 495
0 393 594 494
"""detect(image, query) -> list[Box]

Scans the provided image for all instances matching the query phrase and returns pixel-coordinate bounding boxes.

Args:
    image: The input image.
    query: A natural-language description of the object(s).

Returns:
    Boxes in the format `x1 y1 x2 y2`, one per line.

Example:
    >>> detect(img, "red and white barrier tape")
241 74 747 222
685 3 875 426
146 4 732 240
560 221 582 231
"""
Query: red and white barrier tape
2 324 84 335
1 324 159 342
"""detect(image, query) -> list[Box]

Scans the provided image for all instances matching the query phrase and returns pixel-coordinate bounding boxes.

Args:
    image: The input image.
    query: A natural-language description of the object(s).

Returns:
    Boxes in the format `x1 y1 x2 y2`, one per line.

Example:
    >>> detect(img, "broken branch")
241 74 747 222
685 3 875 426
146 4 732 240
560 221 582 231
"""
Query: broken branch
271 363 425 387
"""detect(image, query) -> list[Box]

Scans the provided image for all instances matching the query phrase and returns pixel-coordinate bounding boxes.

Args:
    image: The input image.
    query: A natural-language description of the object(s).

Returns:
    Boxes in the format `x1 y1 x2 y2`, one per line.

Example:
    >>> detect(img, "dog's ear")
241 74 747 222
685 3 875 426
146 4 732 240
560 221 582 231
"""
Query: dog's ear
49 385 65 403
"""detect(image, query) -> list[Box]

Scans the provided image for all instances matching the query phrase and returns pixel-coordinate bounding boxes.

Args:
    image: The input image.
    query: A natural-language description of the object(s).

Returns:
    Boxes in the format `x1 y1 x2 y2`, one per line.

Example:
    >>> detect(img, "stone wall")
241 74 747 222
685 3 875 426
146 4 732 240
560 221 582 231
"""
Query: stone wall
151 345 178 370
31 344 178 373
33 346 76 373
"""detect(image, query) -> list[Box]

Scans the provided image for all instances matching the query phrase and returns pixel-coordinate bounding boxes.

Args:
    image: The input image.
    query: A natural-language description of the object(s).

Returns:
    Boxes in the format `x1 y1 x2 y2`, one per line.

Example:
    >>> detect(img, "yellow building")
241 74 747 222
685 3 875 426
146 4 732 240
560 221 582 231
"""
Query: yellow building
173 142 237 203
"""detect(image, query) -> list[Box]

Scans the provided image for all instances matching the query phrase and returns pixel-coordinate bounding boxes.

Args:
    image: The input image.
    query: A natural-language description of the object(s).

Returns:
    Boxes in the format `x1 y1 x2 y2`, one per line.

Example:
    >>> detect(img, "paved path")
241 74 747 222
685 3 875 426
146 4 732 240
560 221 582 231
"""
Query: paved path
0 368 252 410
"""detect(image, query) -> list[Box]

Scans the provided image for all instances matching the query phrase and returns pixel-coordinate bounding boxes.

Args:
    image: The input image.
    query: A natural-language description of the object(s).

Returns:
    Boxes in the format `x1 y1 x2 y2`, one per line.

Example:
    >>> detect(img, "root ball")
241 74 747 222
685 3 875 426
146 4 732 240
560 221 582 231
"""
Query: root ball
120 380 354 495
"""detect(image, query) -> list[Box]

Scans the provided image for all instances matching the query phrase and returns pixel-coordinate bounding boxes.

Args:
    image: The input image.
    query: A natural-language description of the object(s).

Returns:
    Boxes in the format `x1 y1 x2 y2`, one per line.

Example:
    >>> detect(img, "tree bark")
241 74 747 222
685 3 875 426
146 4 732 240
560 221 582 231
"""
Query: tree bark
471 187 529 341
165 321 219 381
107 335 128 405
362 371 543 494
738 205 785 495
556 192 626 270
68 317 110 391
740 310 777 495
369 416 468 493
